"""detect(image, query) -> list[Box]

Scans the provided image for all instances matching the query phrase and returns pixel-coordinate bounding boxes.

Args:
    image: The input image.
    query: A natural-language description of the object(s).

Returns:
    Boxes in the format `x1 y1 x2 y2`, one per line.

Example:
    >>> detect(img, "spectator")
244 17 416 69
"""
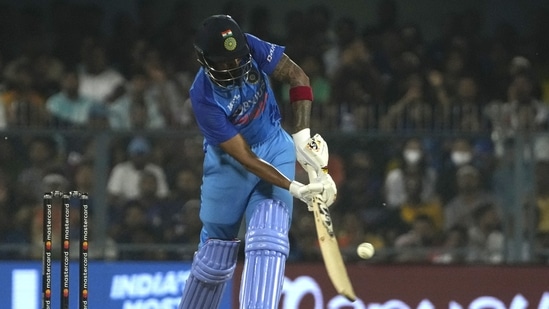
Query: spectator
383 137 437 209
485 70 549 151
166 167 201 205
106 136 169 207
380 73 434 131
110 199 164 260
336 149 383 214
394 214 443 262
15 136 62 206
329 32 384 131
164 199 202 260
77 37 126 104
431 224 469 264
437 137 475 204
337 211 385 262
1 61 49 127
142 50 190 128
444 165 502 231
396 172 444 232
429 72 489 132
467 203 505 264
46 68 100 128
323 16 358 80
109 69 166 130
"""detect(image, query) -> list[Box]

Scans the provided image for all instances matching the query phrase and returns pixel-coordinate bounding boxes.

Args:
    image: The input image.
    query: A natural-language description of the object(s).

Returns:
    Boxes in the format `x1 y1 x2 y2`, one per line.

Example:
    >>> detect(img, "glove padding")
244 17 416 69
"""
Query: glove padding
292 129 329 176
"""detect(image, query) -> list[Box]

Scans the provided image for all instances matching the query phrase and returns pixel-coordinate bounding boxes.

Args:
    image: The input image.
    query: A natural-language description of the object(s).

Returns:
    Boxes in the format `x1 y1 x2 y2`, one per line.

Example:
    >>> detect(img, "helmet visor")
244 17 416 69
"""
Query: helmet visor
203 54 252 88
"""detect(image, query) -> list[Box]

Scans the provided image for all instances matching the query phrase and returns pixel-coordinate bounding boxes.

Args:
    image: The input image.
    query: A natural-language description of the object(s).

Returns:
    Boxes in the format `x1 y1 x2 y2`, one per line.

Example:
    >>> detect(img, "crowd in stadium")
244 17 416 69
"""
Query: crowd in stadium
0 0 548 263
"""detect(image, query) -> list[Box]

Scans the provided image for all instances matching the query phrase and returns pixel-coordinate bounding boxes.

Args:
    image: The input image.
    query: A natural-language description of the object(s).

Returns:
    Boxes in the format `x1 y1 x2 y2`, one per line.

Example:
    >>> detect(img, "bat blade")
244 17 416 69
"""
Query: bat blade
310 195 357 301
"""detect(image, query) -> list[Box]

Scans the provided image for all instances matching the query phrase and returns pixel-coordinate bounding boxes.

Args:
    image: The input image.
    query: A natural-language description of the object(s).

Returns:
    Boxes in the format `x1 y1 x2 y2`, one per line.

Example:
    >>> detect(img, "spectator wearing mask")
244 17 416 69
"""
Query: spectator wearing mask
437 137 475 204
384 137 437 209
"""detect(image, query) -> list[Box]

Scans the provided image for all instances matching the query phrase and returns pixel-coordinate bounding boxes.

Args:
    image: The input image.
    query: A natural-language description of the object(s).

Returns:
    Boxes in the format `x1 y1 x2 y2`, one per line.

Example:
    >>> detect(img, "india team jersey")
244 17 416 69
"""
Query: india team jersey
190 33 286 147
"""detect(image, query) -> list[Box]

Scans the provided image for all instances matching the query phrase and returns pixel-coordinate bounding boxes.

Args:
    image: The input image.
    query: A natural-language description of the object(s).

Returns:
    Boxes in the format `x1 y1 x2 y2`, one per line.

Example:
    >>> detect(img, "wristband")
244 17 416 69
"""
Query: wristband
289 86 313 103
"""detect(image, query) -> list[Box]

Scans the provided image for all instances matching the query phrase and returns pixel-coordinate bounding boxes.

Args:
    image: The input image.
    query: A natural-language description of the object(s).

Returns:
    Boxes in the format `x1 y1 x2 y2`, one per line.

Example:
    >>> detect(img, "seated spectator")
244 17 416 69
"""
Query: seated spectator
428 70 489 132
329 35 384 131
431 224 469 264
444 165 502 231
467 203 504 264
106 136 169 208
15 136 63 207
164 199 202 260
383 137 437 209
166 167 201 206
46 68 100 128
380 73 435 132
394 214 443 262
109 199 164 260
436 137 475 204
77 37 126 105
1 61 49 127
485 70 549 139
142 49 191 128
108 69 166 130
397 172 444 231
335 149 383 214
337 211 385 262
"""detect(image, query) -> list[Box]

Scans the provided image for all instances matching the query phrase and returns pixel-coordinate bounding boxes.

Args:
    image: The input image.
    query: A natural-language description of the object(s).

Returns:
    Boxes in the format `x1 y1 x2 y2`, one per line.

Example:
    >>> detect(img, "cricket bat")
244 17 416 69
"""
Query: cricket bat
306 166 357 302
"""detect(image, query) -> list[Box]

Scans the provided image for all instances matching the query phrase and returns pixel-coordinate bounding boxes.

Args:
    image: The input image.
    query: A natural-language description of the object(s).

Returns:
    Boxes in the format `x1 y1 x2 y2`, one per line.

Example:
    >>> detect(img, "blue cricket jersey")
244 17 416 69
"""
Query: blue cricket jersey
189 33 286 148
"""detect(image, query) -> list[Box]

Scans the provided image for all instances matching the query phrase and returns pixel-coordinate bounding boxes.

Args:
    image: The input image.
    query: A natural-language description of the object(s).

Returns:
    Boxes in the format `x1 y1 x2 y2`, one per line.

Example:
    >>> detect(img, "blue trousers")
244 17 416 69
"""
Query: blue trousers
198 128 295 245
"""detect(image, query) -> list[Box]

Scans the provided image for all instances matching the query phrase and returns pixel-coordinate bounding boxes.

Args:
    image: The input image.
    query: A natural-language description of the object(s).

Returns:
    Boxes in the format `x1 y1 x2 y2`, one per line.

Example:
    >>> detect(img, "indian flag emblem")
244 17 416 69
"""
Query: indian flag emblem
221 29 233 38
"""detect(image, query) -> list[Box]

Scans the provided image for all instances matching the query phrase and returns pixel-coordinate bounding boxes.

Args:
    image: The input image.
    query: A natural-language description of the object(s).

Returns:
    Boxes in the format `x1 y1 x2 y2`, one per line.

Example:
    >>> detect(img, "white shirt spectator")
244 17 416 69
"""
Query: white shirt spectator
107 137 169 201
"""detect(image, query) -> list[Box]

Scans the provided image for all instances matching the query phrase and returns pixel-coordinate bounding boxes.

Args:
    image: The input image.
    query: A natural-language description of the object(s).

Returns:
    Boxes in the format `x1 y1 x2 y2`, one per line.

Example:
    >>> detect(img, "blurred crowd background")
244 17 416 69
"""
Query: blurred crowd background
0 0 548 265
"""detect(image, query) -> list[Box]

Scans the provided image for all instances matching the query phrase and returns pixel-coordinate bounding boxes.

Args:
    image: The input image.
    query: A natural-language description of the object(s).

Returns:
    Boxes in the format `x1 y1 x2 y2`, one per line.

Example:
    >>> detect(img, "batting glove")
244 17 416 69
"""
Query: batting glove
318 173 337 207
292 128 311 171
289 180 322 204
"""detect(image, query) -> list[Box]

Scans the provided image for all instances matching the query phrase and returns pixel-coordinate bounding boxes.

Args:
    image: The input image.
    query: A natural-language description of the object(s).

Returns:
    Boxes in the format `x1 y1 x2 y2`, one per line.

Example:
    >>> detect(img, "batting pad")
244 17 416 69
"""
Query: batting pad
240 199 290 309
178 239 240 309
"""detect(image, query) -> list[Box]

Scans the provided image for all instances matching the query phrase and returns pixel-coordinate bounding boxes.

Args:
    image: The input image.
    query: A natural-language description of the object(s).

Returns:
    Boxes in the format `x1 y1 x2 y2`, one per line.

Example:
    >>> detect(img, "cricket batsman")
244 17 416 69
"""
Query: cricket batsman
178 14 337 309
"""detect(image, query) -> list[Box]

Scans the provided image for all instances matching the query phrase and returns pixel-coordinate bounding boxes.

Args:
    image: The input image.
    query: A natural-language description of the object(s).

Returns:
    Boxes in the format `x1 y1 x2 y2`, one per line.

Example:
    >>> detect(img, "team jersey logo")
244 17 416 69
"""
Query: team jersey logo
246 68 259 84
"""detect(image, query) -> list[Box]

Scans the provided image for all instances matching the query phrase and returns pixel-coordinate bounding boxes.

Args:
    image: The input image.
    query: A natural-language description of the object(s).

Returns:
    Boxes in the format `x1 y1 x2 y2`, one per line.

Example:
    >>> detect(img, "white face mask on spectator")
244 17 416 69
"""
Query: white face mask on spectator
451 151 472 166
404 149 422 165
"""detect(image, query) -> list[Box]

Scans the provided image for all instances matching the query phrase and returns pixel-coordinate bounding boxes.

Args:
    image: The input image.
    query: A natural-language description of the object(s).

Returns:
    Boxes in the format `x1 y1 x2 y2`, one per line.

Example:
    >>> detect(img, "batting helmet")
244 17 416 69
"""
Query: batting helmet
194 15 252 88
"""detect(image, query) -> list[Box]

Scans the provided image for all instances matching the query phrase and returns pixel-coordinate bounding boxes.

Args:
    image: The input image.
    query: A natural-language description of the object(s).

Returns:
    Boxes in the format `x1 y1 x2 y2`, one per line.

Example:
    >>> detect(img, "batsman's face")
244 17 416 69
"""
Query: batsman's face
204 54 252 88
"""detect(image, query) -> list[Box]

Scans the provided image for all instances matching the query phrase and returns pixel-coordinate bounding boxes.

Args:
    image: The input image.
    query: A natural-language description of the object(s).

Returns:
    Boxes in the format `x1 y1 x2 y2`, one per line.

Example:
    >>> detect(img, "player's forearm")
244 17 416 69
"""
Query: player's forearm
292 100 312 132
244 158 292 190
